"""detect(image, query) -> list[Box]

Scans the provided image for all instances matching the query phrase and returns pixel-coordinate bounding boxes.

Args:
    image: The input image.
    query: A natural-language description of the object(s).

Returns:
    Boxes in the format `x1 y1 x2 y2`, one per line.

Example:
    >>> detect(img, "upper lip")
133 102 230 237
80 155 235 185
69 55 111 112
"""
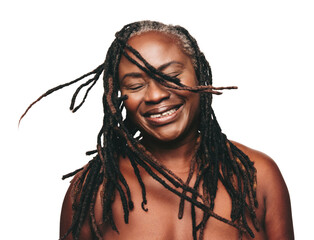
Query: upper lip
142 104 183 117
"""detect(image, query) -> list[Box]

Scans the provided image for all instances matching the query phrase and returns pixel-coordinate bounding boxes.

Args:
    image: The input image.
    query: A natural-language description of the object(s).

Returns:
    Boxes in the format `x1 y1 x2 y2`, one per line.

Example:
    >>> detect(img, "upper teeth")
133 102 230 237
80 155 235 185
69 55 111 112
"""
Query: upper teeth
150 108 177 118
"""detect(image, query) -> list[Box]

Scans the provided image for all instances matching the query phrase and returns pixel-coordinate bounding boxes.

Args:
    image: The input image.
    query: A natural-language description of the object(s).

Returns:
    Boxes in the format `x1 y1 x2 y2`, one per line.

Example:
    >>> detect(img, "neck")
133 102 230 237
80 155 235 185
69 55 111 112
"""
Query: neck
141 131 199 173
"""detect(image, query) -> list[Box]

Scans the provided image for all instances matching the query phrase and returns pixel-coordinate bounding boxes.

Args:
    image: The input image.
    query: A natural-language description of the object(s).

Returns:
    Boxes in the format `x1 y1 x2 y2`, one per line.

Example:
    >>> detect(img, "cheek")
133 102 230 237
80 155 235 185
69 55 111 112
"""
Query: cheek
180 67 198 87
190 94 200 116
173 89 200 107
123 93 143 117
184 92 201 120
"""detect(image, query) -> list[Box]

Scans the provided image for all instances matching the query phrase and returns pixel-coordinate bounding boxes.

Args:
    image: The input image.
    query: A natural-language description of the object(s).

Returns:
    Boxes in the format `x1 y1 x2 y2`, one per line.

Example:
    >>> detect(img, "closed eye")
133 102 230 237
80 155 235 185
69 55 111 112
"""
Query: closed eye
166 72 182 78
120 72 146 91
125 83 145 91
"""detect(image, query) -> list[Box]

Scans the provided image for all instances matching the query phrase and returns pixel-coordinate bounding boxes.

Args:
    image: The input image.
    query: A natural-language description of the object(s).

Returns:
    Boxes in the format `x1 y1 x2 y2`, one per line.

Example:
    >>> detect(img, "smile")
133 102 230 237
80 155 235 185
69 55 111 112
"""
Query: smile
143 104 183 126
149 108 178 118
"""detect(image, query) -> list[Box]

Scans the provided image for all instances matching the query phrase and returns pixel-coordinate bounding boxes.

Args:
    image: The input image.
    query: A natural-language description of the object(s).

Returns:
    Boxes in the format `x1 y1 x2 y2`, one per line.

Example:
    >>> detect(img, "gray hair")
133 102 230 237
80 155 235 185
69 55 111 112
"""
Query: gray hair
128 21 197 67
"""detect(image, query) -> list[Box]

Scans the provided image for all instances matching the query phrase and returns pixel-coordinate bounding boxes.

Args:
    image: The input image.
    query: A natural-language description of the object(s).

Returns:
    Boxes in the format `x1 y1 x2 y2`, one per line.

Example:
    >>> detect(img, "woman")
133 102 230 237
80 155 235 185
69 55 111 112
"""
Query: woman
21 20 294 240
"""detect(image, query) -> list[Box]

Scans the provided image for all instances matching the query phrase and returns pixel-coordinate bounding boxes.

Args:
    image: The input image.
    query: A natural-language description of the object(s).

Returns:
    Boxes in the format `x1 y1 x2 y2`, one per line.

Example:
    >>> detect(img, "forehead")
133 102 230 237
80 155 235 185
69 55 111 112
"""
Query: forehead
120 31 193 71
128 31 180 48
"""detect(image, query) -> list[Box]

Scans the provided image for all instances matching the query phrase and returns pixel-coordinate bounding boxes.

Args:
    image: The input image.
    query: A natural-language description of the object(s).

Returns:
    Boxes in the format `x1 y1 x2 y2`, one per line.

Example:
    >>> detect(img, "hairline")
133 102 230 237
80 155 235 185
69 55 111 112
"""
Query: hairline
128 26 197 67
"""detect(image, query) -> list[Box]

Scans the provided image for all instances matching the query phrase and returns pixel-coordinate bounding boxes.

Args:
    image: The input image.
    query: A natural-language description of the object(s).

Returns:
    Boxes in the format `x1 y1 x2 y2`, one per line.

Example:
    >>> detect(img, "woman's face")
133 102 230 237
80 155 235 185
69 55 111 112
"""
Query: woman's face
118 31 200 143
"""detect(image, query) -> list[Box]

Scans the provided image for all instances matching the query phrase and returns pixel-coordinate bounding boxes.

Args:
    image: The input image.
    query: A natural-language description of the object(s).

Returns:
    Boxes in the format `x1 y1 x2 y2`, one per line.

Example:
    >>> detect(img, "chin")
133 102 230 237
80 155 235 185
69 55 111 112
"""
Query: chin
143 126 192 144
155 133 181 143
142 131 179 142
139 117 198 144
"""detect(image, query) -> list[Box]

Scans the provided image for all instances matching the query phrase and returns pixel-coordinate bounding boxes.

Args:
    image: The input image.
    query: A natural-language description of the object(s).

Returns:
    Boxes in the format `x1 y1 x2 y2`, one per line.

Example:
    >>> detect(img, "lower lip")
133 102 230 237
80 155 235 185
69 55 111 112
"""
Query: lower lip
144 106 183 126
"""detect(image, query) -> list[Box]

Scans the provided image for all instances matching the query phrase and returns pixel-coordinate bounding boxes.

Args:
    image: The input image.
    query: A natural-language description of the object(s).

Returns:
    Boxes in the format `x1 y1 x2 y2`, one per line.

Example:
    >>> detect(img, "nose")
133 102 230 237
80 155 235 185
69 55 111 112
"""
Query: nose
144 80 170 104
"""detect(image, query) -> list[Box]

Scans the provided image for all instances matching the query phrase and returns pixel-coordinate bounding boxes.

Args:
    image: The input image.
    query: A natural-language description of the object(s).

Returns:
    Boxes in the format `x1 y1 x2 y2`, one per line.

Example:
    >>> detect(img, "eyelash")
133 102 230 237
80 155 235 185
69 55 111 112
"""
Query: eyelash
124 72 182 90
126 83 144 90
167 72 181 78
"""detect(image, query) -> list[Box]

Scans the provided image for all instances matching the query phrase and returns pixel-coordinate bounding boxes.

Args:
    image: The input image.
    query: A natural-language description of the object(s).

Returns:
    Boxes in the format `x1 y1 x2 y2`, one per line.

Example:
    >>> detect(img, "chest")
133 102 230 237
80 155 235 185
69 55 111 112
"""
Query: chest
94 172 266 240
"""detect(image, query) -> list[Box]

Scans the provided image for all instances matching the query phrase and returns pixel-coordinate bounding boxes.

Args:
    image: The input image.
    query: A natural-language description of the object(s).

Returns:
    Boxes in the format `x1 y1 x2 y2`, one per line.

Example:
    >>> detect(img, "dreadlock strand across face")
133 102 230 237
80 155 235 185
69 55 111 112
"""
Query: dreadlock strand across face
21 20 259 240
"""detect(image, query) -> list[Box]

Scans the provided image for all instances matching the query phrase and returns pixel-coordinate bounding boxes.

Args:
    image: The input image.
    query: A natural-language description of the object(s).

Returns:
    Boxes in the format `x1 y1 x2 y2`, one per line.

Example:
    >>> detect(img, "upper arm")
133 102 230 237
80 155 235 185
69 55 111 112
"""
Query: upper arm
232 141 294 239
254 151 294 239
60 177 93 240
60 182 74 240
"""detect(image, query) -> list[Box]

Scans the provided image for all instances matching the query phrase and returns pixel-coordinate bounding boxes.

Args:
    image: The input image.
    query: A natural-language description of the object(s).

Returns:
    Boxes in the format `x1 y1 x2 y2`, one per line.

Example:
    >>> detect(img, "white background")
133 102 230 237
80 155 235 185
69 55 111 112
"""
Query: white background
1 0 313 239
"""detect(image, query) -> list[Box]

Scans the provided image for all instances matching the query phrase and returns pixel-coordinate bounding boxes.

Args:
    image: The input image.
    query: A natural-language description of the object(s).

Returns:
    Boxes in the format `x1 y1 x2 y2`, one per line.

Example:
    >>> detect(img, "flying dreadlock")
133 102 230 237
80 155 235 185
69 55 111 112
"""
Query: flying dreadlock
20 21 259 240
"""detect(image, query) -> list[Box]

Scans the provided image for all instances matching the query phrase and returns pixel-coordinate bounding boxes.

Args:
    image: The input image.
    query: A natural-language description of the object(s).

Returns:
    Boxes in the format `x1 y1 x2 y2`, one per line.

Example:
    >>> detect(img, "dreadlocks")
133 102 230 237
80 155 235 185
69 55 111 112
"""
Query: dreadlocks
20 20 259 240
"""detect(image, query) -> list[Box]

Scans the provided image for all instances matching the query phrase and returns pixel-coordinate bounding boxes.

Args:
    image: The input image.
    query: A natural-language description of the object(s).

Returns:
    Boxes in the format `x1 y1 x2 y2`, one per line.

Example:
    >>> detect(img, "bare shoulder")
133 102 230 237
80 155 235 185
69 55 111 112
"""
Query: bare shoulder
231 141 280 189
60 173 93 240
231 141 289 198
231 141 294 240
60 178 75 240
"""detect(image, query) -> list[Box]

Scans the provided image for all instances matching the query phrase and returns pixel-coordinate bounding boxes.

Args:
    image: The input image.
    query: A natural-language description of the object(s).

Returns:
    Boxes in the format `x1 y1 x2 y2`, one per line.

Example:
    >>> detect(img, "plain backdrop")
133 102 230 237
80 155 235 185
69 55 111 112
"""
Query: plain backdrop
1 0 313 239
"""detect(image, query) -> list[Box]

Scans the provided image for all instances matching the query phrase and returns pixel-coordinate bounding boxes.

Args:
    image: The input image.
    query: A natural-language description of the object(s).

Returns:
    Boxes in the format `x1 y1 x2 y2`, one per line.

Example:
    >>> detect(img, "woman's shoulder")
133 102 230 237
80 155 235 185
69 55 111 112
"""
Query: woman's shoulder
231 140 285 193
231 141 280 179
60 169 94 239
231 141 294 239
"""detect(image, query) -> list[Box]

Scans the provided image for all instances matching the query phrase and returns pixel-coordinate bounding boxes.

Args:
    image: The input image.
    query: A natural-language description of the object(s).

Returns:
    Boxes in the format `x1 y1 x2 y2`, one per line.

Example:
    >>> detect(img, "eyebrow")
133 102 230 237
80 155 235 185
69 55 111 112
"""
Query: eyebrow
120 61 184 83
120 72 143 83
157 61 184 71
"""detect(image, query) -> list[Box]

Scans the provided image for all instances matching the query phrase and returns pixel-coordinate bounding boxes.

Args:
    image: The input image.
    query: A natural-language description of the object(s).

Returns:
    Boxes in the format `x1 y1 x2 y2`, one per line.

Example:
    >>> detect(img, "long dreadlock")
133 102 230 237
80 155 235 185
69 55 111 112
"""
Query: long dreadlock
20 20 259 240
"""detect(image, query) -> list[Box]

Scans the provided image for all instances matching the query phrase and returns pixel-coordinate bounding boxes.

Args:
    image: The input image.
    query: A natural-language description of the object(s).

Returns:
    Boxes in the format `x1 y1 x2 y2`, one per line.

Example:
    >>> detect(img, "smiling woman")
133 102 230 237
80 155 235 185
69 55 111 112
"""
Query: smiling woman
20 20 293 240
119 31 200 143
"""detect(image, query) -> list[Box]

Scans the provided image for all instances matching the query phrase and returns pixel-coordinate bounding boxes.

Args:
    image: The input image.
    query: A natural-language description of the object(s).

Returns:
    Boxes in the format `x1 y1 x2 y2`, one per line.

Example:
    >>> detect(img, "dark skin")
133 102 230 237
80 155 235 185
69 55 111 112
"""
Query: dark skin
60 32 294 239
